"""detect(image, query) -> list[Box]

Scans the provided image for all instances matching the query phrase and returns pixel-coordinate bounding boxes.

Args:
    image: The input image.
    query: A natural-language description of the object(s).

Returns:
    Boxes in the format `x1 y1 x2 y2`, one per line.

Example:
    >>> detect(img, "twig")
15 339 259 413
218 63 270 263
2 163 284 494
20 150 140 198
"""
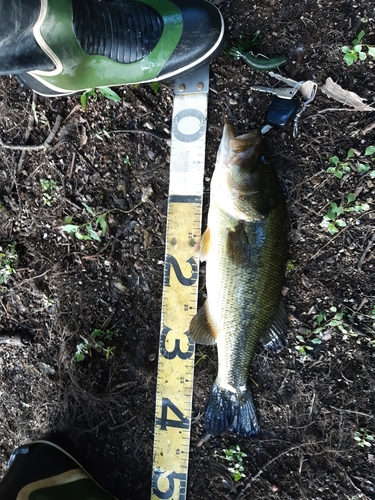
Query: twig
17 92 38 170
236 441 325 499
318 108 363 113
111 128 169 141
310 210 375 260
361 119 375 135
329 405 374 419
0 114 63 152
358 231 375 271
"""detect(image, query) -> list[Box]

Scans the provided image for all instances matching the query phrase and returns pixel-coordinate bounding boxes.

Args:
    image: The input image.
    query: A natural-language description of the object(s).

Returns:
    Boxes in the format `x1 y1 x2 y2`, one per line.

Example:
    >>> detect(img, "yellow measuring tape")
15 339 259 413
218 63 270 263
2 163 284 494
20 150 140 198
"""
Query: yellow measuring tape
151 66 209 500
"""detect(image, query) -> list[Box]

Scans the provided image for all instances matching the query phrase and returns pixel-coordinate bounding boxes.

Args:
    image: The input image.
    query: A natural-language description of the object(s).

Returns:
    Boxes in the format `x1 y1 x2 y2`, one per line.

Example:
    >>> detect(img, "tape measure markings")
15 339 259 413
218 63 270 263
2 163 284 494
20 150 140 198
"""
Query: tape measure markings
151 66 209 500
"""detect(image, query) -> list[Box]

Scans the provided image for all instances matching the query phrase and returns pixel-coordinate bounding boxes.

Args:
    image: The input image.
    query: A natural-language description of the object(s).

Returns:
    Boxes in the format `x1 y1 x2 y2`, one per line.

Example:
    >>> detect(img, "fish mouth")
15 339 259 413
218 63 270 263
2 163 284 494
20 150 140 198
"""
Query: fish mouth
218 122 262 163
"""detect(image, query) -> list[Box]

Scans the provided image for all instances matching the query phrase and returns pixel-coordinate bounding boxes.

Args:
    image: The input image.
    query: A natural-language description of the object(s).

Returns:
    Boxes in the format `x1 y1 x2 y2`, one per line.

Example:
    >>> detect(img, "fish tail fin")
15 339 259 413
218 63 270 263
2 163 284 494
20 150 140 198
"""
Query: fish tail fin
205 384 259 437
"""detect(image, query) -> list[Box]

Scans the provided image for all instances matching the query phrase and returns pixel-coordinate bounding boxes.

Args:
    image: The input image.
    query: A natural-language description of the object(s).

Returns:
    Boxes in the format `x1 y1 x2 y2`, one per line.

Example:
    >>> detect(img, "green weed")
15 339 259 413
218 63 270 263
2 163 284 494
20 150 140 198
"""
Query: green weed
286 260 296 272
316 306 357 340
295 329 322 357
40 178 59 206
222 445 247 482
354 428 374 447
75 328 116 362
0 242 18 285
80 87 121 110
320 193 370 235
62 203 107 242
341 30 375 66
327 145 375 179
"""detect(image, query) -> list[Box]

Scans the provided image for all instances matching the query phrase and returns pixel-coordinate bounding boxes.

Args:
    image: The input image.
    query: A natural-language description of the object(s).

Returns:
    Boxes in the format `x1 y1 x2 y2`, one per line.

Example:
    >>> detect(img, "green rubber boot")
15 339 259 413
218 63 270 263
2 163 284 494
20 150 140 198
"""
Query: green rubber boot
0 440 118 499
0 0 225 96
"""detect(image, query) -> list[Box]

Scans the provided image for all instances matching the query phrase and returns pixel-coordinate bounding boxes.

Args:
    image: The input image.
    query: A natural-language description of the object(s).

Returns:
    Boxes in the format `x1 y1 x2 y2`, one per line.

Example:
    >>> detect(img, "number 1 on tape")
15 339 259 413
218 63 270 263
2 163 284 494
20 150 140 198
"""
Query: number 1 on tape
151 65 209 500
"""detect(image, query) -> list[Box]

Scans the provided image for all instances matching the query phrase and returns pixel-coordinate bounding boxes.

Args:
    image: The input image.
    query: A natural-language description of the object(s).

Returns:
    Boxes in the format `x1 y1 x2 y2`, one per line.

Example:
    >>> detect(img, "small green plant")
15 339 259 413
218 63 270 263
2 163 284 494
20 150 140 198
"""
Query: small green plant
317 306 357 340
327 149 354 179
295 329 322 357
342 30 375 66
320 202 347 235
94 128 111 141
222 445 247 482
40 178 59 206
327 145 375 179
123 155 131 165
75 328 116 362
80 86 121 109
62 203 107 242
320 193 370 235
151 82 160 94
286 260 296 272
354 428 374 447
0 242 18 285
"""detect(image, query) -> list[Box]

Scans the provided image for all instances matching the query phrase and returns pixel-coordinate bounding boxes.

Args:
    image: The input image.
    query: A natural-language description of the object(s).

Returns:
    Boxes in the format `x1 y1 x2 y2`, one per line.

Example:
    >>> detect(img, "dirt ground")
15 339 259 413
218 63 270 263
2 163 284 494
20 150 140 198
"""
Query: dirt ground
1 1 375 499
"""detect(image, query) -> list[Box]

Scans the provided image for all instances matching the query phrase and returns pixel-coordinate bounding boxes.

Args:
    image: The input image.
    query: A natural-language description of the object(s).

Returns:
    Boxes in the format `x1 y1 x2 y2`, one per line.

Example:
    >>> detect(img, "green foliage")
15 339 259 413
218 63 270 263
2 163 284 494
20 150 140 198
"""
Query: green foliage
327 145 375 179
151 82 160 94
123 155 131 165
62 203 108 242
40 178 59 206
80 87 121 109
75 328 116 362
341 30 375 66
354 428 374 447
295 315 322 357
327 148 354 179
222 445 247 482
320 193 370 235
0 242 18 285
286 260 296 272
316 306 357 340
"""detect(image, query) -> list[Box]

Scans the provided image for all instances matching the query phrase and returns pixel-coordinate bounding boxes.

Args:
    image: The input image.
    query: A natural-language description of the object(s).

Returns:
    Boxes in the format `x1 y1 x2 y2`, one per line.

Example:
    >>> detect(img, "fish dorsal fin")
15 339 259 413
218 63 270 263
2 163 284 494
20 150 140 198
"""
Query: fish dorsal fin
226 223 251 266
259 299 288 353
198 227 211 262
189 302 217 345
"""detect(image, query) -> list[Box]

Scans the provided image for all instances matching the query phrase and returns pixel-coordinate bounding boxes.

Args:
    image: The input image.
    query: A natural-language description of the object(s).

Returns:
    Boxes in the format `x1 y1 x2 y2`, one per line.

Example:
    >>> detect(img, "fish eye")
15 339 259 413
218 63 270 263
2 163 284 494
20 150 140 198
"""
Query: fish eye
259 155 268 164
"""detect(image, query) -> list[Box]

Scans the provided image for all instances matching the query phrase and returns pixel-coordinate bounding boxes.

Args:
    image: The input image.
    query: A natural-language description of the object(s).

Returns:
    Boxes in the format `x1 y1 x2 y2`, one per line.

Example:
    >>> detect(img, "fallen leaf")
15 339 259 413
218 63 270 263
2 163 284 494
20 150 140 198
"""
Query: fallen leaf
321 78 374 111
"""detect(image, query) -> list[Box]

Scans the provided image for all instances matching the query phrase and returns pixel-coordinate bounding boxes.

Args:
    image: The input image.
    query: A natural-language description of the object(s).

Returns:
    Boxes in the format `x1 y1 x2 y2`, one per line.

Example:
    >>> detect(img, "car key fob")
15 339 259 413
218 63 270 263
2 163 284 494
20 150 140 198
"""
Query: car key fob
265 96 301 128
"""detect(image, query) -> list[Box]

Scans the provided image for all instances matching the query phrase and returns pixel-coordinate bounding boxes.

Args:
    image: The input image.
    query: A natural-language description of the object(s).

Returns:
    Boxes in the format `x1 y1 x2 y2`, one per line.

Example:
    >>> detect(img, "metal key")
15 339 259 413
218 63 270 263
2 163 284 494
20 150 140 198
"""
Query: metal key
268 71 317 101
250 82 301 99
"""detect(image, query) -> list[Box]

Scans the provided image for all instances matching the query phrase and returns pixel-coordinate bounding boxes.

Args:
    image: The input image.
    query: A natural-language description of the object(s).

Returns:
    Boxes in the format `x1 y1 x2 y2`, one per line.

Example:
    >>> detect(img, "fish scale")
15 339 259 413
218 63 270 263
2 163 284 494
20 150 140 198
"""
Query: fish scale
189 123 288 437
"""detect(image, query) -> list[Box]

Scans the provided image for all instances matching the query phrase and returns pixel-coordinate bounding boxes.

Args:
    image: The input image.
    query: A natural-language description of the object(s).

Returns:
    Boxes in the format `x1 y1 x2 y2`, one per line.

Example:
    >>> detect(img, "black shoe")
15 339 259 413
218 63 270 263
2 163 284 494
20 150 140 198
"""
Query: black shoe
0 439 118 499
1 0 226 96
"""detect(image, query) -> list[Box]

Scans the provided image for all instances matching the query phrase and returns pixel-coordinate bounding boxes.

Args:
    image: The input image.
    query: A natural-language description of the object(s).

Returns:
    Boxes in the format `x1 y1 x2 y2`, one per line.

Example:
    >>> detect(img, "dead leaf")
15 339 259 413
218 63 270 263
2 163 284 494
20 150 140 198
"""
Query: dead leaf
321 77 374 111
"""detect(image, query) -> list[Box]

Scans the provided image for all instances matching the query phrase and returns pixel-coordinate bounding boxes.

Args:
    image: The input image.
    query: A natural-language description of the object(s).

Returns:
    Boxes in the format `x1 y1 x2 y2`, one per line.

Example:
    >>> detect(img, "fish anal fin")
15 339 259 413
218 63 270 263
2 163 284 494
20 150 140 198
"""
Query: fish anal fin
226 223 251 265
260 299 289 353
189 302 217 345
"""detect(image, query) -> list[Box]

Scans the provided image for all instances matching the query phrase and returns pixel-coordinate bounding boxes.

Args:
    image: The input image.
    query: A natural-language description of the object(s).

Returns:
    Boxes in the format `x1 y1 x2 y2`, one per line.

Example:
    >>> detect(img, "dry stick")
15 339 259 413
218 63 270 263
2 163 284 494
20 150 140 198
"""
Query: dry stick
236 441 326 499
310 209 375 260
0 114 63 152
329 405 374 419
17 91 38 171
358 231 375 271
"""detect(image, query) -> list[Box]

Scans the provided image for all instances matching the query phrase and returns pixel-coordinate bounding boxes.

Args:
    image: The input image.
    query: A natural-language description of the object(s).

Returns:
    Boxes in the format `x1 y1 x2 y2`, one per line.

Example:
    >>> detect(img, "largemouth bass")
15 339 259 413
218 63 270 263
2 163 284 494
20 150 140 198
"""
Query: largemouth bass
189 122 288 437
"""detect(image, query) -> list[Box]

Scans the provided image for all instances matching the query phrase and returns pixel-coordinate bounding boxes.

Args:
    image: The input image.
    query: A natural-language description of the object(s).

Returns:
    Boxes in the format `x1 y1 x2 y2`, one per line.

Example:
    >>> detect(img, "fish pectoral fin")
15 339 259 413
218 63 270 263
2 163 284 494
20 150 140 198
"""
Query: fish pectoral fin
189 302 217 345
226 222 251 265
198 227 211 262
260 299 288 353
